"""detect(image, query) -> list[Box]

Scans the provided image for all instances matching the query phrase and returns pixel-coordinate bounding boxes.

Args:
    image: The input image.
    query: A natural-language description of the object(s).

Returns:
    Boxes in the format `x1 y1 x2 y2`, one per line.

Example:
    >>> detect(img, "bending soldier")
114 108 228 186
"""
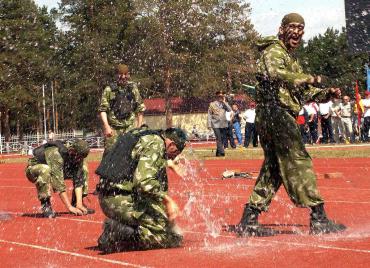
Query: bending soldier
95 126 187 252
25 139 94 218
98 64 146 152
236 13 345 236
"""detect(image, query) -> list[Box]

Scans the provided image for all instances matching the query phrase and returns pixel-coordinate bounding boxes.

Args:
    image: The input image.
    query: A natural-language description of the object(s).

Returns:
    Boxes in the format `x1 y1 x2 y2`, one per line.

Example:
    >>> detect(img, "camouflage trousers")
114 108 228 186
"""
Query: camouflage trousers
25 163 89 201
99 193 182 249
249 106 324 211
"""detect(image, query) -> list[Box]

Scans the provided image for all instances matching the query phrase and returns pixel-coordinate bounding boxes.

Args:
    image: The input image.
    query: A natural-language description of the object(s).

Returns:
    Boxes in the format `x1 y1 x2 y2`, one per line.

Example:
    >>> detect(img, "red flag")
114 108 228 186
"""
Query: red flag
355 81 362 125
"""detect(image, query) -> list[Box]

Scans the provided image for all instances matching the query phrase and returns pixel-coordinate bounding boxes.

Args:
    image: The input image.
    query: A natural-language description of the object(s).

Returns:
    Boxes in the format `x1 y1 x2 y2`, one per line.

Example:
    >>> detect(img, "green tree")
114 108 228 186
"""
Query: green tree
0 0 58 140
125 0 257 126
296 28 368 96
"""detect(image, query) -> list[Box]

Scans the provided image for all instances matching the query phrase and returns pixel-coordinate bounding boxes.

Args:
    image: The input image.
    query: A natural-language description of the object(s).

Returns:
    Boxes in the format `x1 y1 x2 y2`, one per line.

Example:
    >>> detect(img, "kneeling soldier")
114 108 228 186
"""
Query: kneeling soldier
96 127 187 252
26 139 94 218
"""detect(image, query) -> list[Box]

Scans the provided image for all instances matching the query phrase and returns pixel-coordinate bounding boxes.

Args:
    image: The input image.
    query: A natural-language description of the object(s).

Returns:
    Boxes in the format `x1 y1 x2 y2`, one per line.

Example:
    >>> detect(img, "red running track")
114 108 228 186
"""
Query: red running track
0 156 370 267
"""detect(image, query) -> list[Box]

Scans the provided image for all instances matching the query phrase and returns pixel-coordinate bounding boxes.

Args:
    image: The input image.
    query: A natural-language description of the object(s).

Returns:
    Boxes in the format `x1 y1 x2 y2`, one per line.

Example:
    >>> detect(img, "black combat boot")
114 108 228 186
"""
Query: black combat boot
236 204 277 237
71 191 95 214
40 198 56 218
98 219 138 253
310 203 346 235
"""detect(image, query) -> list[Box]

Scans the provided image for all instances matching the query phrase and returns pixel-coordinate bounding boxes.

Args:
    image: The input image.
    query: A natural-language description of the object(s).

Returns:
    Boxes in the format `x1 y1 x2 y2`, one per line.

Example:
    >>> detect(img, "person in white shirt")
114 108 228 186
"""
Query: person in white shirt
243 102 258 147
303 101 318 144
319 100 334 143
362 91 370 142
340 96 353 143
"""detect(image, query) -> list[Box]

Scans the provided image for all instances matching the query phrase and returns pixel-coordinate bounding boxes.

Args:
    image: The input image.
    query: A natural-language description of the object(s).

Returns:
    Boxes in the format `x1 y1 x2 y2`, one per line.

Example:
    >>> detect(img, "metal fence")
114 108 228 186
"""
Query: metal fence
0 131 104 154
0 130 216 155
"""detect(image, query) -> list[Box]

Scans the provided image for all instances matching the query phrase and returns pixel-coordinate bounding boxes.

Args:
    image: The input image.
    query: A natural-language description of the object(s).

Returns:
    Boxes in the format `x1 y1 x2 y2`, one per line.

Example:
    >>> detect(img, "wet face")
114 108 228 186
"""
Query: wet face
280 22 304 51
116 72 130 85
165 140 181 160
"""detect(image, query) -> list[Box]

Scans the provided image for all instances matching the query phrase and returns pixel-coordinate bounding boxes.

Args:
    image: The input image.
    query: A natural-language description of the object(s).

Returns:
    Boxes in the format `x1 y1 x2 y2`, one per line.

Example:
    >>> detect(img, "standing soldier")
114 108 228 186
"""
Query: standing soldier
25 139 94 218
235 13 346 236
98 64 146 152
95 126 187 252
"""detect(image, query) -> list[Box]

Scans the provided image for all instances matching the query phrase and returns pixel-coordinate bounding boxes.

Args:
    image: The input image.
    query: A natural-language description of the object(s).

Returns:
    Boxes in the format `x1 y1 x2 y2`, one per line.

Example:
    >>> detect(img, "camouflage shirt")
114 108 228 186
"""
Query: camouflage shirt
28 144 85 193
98 81 146 130
109 129 168 201
255 36 328 115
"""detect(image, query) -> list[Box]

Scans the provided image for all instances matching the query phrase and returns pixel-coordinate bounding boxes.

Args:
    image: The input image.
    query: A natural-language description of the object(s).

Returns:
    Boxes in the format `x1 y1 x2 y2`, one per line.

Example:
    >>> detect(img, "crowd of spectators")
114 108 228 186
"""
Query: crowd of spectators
206 90 370 154
297 90 370 145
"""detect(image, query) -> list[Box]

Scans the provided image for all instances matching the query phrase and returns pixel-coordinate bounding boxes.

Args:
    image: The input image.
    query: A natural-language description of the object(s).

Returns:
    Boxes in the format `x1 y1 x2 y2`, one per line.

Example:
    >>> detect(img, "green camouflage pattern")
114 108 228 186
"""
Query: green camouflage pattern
99 132 182 248
26 146 89 200
248 36 326 211
98 81 145 130
256 36 328 115
98 81 145 151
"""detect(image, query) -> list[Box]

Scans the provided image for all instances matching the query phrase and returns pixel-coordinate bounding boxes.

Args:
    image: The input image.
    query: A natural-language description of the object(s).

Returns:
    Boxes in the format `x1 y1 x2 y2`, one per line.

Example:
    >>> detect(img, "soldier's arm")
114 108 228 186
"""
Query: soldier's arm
132 136 167 201
98 87 113 136
263 48 313 88
45 148 83 215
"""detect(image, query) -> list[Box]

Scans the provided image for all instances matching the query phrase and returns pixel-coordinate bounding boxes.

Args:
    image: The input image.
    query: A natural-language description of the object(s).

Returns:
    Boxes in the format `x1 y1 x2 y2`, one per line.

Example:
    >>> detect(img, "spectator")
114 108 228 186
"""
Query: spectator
319 99 335 144
297 107 309 144
48 130 55 141
331 96 344 143
231 104 243 146
304 101 319 144
223 98 236 149
340 96 353 143
362 91 370 142
352 93 364 142
207 91 231 156
243 102 258 148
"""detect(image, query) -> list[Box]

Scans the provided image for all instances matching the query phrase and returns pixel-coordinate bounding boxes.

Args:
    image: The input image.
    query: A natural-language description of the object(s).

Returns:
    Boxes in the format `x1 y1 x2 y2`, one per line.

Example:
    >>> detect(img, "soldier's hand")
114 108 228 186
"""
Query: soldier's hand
76 205 88 215
103 125 113 137
163 195 180 221
68 206 84 216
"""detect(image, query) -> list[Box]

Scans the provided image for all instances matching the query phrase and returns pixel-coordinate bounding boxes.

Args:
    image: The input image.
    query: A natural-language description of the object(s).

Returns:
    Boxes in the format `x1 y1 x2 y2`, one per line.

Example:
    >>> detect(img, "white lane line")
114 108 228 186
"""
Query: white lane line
0 239 149 268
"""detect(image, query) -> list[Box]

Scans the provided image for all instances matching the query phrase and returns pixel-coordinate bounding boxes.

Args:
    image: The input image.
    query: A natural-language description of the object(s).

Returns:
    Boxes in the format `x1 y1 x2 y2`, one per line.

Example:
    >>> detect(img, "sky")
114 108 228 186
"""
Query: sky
34 0 346 41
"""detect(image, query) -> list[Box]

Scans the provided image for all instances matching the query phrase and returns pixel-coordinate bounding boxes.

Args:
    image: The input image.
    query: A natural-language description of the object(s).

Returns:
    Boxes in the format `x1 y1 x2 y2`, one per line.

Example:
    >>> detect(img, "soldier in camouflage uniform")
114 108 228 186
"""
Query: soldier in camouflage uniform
25 139 94 218
98 64 146 152
95 126 187 252
236 13 346 236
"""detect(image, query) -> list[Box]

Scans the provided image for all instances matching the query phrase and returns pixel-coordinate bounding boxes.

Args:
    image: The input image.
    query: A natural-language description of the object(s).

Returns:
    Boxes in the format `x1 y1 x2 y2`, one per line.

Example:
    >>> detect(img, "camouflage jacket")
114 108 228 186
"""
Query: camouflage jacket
108 128 168 201
98 81 146 130
255 36 328 115
28 144 85 193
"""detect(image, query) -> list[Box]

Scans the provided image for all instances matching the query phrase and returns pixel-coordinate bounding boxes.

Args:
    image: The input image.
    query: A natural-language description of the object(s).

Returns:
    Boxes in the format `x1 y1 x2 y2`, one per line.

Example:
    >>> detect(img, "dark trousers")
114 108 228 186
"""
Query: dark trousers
244 122 258 147
213 128 226 156
363 117 370 142
223 124 236 148
308 117 318 143
320 116 334 143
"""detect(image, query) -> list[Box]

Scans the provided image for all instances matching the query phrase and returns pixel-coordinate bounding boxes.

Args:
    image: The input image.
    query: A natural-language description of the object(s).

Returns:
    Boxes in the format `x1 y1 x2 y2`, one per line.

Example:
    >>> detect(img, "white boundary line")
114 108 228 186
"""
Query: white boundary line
0 239 149 267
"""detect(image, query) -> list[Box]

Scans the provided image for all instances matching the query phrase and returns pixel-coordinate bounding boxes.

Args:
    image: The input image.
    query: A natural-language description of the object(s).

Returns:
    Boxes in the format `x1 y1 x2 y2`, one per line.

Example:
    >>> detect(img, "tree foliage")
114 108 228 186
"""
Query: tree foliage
296 28 368 96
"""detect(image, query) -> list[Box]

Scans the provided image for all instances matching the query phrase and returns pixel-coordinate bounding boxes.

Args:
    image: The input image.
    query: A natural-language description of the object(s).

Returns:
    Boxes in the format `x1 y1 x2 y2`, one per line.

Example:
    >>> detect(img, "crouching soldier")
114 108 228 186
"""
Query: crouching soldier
95 127 187 252
25 139 94 218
